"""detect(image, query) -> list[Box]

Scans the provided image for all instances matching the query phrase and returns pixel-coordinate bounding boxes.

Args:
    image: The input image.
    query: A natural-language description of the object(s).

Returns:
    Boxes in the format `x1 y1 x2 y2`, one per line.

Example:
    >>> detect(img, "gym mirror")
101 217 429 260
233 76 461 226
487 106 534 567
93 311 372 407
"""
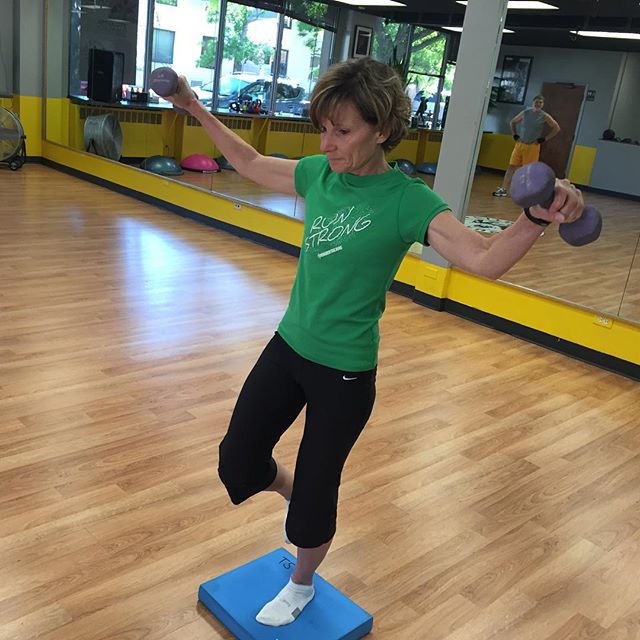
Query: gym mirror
469 46 640 322
44 1 640 325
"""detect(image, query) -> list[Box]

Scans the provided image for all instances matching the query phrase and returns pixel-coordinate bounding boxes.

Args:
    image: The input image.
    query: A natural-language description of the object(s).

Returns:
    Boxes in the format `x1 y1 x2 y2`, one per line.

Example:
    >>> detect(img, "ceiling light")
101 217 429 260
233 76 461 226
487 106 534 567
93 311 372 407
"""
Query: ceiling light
570 30 640 40
443 26 515 34
81 0 110 8
334 0 406 6
457 1 558 8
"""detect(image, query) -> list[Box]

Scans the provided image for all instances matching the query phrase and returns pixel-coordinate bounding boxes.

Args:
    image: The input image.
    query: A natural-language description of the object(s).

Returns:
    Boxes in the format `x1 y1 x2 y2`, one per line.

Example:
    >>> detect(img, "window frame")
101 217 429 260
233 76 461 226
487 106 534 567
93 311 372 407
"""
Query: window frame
152 28 176 65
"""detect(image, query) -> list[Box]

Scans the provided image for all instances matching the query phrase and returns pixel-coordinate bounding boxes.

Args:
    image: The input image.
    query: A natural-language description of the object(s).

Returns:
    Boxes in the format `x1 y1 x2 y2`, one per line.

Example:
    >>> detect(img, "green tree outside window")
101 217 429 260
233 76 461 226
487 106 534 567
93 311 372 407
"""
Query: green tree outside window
199 2 272 71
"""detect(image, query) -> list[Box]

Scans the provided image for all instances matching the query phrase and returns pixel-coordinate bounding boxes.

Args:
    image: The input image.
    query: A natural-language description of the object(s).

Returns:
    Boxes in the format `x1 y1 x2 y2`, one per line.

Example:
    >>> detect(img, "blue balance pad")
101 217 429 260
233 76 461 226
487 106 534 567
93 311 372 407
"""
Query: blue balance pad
198 548 373 640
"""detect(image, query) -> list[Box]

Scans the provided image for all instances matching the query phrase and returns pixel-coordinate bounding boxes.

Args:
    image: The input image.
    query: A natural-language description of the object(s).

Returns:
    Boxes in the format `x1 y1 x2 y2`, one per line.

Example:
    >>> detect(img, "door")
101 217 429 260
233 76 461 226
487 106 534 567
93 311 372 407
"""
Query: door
539 82 586 178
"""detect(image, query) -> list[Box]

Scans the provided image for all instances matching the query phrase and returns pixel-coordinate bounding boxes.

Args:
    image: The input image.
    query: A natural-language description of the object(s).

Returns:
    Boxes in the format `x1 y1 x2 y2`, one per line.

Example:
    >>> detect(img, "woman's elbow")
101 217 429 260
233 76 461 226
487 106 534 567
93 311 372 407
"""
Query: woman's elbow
467 253 507 280
482 266 507 280
468 241 503 279
465 264 503 280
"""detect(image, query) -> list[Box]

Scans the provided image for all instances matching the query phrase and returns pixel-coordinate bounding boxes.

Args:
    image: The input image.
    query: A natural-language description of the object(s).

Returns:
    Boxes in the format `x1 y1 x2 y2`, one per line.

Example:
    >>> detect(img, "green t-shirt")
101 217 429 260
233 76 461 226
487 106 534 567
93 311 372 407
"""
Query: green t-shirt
278 155 449 371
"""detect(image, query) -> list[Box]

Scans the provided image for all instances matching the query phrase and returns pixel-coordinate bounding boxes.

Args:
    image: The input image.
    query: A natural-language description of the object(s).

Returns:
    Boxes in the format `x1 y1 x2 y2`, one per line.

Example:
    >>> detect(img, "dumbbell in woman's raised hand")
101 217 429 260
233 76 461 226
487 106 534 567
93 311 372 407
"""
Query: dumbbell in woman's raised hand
510 162 602 246
149 67 197 115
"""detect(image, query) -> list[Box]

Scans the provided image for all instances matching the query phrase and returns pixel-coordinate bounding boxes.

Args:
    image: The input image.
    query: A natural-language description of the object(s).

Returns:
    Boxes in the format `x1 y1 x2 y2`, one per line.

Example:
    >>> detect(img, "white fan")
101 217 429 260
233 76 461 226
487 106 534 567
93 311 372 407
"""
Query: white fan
84 113 123 160
0 107 27 170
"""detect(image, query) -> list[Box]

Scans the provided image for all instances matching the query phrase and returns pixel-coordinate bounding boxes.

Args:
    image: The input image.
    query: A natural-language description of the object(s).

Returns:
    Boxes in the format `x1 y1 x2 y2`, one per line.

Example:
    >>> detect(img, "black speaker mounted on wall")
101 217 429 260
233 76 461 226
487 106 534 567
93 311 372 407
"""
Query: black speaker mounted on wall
87 48 124 103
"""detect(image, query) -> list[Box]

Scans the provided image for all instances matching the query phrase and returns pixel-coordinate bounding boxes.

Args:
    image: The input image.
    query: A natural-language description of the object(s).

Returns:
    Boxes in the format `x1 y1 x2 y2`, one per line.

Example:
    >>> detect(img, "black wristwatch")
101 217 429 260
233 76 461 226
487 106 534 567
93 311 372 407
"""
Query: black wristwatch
523 207 549 227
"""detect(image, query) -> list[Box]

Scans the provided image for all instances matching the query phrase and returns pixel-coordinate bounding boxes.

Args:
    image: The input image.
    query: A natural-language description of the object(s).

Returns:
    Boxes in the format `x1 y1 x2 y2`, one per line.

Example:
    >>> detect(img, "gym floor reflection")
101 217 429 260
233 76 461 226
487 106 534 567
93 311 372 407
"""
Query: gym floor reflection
173 167 640 323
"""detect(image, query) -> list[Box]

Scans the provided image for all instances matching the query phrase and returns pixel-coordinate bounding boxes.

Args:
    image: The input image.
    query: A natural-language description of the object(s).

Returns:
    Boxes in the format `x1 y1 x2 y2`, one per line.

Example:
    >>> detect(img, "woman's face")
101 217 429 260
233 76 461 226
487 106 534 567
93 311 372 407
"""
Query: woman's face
318 101 389 176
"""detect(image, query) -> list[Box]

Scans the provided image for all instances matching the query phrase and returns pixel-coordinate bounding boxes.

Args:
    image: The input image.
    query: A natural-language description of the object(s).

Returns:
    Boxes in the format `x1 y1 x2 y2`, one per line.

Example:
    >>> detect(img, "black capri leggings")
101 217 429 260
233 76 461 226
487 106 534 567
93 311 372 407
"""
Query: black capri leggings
218 332 376 548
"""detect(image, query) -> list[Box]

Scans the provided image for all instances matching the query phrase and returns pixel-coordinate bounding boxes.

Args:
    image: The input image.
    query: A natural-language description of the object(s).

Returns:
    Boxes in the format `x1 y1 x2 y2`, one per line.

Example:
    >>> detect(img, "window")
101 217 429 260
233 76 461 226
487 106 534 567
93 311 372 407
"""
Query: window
406 28 450 129
215 2 278 111
371 20 411 74
271 49 288 77
372 21 450 130
408 27 446 77
268 13 332 117
69 0 333 119
200 35 216 69
152 29 175 64
218 0 336 117
150 0 220 108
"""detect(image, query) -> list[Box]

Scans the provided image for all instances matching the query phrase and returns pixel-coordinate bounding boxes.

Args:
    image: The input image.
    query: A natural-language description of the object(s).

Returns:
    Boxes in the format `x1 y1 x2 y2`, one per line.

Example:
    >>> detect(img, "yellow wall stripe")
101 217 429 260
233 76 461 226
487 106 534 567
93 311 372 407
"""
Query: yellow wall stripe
6 95 43 157
446 269 639 364
477 132 513 171
568 145 596 185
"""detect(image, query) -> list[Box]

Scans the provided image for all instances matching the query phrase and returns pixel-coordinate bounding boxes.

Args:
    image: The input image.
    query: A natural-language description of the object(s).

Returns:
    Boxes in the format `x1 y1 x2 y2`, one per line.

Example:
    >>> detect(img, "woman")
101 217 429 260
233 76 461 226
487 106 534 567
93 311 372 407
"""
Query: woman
167 57 583 627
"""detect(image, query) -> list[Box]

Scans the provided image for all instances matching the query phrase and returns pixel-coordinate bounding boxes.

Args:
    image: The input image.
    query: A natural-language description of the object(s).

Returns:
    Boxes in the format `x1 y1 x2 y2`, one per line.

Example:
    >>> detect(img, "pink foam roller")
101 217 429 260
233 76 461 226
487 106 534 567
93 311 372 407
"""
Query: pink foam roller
181 154 220 173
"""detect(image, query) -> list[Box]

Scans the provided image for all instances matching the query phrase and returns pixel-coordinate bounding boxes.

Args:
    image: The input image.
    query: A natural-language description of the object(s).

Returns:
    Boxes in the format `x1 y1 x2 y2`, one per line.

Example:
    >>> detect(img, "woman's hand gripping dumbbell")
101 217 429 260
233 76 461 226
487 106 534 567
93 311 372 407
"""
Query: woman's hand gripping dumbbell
510 162 602 246
149 67 198 115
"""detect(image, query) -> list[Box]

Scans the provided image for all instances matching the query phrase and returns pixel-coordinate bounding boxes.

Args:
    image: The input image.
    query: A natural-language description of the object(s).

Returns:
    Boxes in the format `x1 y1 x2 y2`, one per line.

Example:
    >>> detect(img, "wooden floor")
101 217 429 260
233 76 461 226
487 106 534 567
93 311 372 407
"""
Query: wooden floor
177 166 640 323
1 164 639 640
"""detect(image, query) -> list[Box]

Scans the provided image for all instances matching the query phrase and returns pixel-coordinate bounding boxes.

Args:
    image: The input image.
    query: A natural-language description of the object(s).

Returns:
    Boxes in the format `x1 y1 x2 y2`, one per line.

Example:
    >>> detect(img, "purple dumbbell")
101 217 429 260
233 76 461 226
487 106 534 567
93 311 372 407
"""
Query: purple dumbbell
510 162 602 246
149 66 196 115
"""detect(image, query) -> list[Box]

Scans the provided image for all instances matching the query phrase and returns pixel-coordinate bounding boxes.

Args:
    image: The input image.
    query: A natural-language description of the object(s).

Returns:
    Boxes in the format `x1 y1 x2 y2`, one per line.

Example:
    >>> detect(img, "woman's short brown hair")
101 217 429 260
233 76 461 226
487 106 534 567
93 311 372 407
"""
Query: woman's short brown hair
309 58 410 152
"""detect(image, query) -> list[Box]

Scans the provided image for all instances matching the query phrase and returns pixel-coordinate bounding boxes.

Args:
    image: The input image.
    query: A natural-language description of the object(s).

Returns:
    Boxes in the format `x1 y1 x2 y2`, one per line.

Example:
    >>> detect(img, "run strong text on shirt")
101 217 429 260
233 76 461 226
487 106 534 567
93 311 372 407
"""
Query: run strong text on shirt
304 206 372 253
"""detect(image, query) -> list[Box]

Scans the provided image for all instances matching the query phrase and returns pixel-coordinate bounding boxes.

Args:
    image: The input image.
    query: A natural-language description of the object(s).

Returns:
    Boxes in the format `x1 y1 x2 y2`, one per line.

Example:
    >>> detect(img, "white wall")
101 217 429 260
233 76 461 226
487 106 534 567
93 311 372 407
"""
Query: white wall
332 9 377 63
12 0 44 96
485 44 623 148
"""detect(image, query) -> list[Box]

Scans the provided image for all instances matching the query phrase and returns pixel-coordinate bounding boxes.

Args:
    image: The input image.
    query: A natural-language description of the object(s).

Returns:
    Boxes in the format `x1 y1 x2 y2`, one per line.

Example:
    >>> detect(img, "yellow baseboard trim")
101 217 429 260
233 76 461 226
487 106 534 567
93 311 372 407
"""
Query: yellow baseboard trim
447 269 639 365
415 261 452 298
394 253 421 287
43 141 303 249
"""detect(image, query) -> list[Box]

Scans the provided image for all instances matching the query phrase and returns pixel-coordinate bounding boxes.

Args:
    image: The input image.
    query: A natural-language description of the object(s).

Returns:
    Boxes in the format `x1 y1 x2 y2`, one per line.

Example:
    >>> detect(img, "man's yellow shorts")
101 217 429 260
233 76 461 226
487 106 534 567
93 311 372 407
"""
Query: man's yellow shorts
509 141 541 167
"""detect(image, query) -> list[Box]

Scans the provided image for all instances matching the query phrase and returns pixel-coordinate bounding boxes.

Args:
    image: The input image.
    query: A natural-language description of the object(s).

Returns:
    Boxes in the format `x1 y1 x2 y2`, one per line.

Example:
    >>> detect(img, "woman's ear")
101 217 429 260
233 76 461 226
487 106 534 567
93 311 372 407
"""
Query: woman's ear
376 130 390 145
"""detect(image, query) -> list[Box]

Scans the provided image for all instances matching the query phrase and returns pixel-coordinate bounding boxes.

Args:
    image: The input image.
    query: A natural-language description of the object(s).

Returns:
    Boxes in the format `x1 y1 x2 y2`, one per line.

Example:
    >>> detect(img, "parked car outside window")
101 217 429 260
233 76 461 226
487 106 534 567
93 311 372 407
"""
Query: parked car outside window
192 73 258 108
217 78 310 118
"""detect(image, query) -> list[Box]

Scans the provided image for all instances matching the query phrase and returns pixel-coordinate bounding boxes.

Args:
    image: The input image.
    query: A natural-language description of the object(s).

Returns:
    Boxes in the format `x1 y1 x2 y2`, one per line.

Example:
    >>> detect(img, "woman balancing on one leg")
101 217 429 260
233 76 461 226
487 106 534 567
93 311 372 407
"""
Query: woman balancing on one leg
163 58 585 627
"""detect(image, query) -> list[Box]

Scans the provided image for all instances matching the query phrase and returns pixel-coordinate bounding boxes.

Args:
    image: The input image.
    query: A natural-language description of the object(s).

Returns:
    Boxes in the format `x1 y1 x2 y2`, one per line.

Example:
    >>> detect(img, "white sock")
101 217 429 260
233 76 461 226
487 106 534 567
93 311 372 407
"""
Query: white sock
255 579 315 626
284 499 291 544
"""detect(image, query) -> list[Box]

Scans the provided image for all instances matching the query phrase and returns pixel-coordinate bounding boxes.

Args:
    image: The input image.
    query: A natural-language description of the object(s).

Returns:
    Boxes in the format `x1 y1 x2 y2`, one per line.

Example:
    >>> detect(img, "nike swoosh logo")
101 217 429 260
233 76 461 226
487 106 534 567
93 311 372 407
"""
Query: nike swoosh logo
343 375 357 381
